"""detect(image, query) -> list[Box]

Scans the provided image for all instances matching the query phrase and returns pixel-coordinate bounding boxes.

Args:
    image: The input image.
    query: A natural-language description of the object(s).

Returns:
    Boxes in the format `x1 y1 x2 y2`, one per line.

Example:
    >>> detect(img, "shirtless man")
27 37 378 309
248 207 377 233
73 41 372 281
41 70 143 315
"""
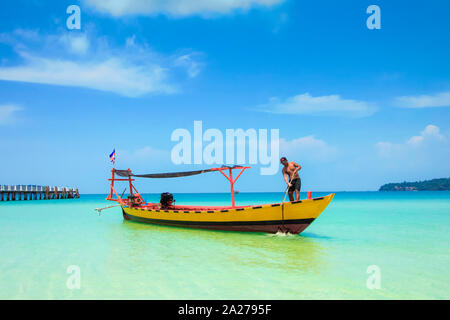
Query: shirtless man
280 157 302 201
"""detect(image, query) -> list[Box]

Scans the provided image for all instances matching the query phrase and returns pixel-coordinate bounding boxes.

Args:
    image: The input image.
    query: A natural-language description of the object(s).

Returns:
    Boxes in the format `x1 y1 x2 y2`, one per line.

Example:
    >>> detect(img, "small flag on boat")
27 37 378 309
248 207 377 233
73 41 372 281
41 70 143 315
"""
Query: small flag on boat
109 149 116 165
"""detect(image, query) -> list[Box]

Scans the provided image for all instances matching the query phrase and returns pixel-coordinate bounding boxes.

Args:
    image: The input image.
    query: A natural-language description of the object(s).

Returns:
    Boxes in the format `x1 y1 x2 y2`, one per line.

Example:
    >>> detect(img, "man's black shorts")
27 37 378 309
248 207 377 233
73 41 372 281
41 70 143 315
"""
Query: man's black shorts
289 178 301 192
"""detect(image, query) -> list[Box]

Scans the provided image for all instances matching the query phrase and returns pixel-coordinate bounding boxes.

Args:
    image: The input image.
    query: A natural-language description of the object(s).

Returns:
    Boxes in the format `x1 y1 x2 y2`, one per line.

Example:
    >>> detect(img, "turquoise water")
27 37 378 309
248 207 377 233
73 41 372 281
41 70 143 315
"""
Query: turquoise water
0 191 449 299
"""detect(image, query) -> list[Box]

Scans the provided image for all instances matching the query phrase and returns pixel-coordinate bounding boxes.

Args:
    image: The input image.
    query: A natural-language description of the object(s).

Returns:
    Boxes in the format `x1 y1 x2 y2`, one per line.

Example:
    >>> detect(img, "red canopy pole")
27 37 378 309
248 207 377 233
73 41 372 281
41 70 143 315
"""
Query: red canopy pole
107 168 115 201
229 167 235 208
214 166 250 208
233 168 246 184
127 168 134 198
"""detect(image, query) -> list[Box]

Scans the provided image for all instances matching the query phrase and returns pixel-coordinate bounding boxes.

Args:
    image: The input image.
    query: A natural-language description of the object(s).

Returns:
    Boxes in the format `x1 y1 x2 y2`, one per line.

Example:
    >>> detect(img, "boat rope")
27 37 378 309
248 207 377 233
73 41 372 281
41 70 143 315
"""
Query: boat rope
94 204 121 214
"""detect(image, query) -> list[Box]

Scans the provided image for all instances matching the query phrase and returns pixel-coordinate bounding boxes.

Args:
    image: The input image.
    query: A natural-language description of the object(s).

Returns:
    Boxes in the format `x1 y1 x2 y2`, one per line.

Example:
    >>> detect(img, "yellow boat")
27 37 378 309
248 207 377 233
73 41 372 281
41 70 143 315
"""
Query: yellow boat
106 166 334 234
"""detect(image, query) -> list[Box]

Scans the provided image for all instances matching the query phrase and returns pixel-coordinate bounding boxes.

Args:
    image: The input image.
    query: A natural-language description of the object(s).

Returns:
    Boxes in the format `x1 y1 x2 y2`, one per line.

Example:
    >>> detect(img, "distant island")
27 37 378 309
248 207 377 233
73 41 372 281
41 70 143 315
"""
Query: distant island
379 178 450 191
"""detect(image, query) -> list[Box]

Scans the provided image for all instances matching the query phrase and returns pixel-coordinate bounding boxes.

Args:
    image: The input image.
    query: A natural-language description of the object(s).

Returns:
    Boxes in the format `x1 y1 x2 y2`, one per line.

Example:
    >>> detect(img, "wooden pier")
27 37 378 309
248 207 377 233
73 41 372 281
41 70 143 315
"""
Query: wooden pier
0 185 79 201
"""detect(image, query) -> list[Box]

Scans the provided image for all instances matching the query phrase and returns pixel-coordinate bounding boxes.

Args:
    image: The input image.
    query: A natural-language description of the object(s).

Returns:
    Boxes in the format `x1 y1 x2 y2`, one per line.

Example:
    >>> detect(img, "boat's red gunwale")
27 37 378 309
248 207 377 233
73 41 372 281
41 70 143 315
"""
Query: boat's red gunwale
122 196 326 213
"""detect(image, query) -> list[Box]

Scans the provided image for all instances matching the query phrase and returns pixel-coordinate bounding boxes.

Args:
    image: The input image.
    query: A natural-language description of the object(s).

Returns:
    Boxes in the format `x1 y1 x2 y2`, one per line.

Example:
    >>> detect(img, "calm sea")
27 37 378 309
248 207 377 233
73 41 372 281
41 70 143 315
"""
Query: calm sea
0 191 449 299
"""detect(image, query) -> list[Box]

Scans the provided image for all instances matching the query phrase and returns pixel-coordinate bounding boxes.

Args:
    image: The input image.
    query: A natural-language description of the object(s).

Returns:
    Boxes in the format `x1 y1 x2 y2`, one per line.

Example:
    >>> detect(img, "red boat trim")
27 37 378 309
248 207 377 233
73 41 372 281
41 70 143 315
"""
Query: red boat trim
122 195 327 213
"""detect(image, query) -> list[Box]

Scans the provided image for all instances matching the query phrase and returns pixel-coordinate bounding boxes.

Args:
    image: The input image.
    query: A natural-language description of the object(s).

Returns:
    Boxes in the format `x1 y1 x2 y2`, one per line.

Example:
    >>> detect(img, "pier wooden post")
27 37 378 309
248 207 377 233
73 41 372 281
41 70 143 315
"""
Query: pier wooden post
1 185 79 201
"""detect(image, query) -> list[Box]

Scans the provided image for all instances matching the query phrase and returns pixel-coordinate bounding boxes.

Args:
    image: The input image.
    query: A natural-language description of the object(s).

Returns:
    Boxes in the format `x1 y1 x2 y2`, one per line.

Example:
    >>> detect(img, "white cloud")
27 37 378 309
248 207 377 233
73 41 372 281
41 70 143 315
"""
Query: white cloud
374 124 450 178
0 52 172 97
174 53 203 78
406 125 445 146
395 91 450 108
60 34 90 55
0 30 203 97
258 93 377 118
0 104 21 125
12 29 39 40
83 0 283 17
279 135 337 162
376 124 447 158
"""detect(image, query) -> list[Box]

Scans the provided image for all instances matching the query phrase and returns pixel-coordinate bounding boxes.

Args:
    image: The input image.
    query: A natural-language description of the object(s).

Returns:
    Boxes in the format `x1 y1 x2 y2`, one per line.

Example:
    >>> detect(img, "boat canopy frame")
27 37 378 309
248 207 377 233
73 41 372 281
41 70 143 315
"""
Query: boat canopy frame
106 166 251 208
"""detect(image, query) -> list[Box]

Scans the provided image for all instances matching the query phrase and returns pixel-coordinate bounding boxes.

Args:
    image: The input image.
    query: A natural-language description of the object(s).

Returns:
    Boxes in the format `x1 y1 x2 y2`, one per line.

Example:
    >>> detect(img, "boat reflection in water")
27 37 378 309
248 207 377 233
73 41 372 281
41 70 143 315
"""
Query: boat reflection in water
111 218 329 275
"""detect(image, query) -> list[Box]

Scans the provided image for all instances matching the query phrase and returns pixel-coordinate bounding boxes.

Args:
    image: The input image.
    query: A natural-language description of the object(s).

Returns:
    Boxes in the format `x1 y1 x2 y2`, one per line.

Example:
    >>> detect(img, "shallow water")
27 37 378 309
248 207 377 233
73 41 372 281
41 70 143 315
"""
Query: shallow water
0 191 449 299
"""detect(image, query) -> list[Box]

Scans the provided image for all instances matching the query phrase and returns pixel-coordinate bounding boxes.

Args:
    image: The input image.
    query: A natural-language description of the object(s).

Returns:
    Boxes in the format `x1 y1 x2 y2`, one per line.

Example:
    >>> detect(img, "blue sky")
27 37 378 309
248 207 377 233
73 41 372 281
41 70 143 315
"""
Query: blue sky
0 0 449 193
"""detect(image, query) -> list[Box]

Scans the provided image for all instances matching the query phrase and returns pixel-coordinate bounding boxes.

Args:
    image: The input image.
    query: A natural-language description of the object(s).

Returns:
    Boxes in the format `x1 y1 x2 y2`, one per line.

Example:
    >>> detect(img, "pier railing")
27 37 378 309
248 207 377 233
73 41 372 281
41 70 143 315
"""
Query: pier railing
0 185 80 201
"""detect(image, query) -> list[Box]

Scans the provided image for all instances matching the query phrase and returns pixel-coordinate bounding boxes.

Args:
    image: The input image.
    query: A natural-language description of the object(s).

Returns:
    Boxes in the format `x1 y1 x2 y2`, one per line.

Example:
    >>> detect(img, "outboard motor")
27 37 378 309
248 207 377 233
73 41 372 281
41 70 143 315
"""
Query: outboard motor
128 194 143 207
160 192 174 209
128 194 137 207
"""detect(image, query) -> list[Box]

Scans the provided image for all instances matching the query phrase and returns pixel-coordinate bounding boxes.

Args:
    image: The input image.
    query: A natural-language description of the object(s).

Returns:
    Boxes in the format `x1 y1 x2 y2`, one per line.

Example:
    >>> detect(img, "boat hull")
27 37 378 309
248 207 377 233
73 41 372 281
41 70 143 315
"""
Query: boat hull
123 211 314 233
121 193 334 234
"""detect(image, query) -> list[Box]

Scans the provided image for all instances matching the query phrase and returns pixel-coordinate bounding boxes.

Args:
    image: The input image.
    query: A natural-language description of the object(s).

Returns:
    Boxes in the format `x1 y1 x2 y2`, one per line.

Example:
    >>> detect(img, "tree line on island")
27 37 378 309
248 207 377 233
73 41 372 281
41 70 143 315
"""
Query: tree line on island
379 178 450 191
